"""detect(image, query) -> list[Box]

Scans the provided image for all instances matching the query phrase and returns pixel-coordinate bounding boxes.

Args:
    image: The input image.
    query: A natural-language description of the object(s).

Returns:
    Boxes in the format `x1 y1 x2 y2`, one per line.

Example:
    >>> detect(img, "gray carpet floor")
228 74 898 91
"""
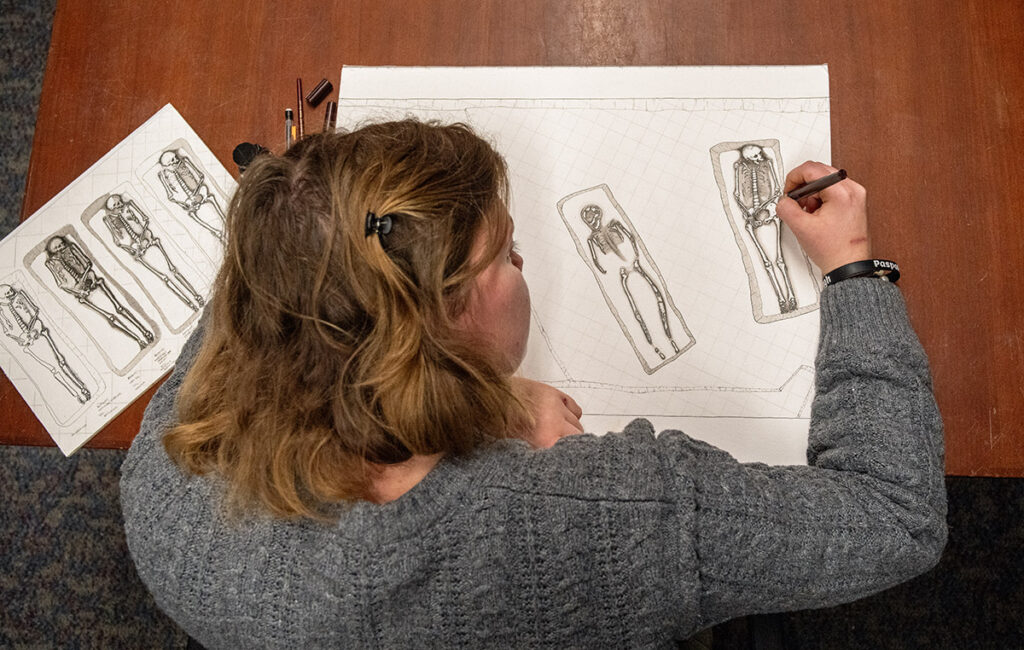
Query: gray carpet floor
1 2 1021 648
1 446 185 646
1 0 53 232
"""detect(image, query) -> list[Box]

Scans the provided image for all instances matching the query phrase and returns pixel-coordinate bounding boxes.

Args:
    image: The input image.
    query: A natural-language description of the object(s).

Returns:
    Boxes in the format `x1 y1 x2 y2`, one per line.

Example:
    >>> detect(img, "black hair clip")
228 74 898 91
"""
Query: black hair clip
364 211 394 239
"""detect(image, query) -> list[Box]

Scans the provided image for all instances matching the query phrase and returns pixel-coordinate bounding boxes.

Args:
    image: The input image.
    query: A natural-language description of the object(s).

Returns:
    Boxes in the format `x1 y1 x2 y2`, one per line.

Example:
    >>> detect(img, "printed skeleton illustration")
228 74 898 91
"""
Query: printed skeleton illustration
43 235 154 349
157 150 225 240
580 204 681 361
0 284 91 403
102 194 204 311
731 144 797 313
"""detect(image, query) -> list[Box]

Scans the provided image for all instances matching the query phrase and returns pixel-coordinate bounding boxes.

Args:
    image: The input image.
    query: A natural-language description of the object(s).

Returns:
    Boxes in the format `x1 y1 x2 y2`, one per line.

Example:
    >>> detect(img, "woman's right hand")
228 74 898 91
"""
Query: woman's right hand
775 161 873 274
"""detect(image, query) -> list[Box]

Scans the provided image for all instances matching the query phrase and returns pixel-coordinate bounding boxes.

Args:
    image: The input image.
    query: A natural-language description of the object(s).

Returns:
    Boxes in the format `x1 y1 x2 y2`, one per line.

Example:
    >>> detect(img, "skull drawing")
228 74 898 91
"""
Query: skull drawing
159 150 180 167
581 204 604 230
45 236 68 256
739 144 766 163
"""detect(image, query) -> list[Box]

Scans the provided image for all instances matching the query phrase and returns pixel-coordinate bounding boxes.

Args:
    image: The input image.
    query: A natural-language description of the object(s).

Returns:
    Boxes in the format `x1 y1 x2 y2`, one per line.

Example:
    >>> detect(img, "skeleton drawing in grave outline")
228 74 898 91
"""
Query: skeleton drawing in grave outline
555 184 694 375
580 203 682 361
157 149 225 241
0 284 90 404
102 194 204 311
731 144 797 313
43 235 154 349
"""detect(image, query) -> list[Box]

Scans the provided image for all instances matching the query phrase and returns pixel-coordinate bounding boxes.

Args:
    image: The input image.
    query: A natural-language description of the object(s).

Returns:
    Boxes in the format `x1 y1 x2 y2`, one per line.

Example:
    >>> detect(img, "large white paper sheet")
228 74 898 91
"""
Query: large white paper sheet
337 66 832 464
0 104 232 455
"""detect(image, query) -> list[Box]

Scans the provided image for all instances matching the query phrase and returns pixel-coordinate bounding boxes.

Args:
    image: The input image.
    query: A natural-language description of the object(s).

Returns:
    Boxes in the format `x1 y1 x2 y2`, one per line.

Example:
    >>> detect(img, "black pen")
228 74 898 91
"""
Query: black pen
787 169 847 201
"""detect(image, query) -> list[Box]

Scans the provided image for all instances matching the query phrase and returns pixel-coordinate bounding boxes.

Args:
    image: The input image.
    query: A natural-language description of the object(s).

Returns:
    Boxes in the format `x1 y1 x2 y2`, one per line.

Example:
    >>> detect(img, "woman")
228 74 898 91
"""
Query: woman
121 120 946 647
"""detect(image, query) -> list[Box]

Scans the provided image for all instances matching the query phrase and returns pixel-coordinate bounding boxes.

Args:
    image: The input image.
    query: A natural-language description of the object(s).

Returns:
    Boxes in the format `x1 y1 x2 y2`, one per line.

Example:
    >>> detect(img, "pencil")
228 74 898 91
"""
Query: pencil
296 78 305 139
323 101 337 132
787 169 847 201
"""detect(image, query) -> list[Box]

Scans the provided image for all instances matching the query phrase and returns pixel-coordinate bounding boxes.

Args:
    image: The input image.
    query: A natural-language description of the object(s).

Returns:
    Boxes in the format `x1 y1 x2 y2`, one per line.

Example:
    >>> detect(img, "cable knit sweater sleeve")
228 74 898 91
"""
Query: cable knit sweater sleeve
661 278 947 629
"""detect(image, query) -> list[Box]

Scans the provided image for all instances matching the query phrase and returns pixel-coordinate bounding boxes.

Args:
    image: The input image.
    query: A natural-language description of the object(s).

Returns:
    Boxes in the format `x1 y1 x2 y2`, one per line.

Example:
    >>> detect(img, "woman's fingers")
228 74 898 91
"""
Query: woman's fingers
560 391 583 419
563 408 584 433
510 377 585 448
783 160 839 194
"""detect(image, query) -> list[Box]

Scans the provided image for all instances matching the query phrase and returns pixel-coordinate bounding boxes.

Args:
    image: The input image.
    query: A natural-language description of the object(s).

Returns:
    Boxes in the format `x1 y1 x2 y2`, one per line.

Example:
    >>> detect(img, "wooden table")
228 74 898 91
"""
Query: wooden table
5 0 1022 476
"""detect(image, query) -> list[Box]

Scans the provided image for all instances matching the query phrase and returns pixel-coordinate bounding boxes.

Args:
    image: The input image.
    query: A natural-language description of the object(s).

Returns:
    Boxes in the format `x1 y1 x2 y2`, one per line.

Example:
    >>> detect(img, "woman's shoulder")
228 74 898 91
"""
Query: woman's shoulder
469 419 708 506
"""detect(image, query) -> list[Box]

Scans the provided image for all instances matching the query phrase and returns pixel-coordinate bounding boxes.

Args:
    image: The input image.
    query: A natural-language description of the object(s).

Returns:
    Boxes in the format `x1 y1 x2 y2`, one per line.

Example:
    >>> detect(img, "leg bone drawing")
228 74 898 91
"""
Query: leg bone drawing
157 150 225 241
43 235 154 349
732 144 797 313
581 204 680 360
0 284 90 403
103 194 204 311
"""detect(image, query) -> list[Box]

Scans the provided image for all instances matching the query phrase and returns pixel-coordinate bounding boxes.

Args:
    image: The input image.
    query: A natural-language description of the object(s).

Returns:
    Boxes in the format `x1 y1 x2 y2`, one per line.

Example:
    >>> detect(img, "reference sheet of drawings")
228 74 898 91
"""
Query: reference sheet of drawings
338 66 831 465
0 104 232 455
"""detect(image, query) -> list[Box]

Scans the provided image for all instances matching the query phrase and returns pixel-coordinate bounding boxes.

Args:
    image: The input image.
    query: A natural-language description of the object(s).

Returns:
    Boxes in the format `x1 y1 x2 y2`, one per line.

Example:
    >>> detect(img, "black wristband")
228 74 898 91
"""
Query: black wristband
822 259 900 286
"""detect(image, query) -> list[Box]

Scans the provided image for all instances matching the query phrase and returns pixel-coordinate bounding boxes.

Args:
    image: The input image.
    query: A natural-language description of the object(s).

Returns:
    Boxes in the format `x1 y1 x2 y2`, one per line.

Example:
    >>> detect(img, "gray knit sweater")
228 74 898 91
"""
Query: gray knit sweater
121 279 947 648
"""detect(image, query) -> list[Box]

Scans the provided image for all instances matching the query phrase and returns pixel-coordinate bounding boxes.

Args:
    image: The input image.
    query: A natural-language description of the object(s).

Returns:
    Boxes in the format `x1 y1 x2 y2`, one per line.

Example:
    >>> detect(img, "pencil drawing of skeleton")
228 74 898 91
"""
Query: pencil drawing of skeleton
157 149 225 240
581 204 681 361
0 284 90 403
556 184 694 374
731 144 796 313
102 194 204 311
43 235 154 349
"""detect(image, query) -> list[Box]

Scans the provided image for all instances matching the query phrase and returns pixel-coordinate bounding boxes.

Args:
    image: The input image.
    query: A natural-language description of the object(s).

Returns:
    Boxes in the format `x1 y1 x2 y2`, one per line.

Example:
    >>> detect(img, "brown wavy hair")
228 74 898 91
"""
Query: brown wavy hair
163 120 529 519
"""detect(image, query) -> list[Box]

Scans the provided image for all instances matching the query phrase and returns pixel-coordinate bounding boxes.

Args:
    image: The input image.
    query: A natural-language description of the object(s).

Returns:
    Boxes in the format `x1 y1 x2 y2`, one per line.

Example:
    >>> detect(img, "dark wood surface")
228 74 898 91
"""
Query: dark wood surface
6 0 1023 475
